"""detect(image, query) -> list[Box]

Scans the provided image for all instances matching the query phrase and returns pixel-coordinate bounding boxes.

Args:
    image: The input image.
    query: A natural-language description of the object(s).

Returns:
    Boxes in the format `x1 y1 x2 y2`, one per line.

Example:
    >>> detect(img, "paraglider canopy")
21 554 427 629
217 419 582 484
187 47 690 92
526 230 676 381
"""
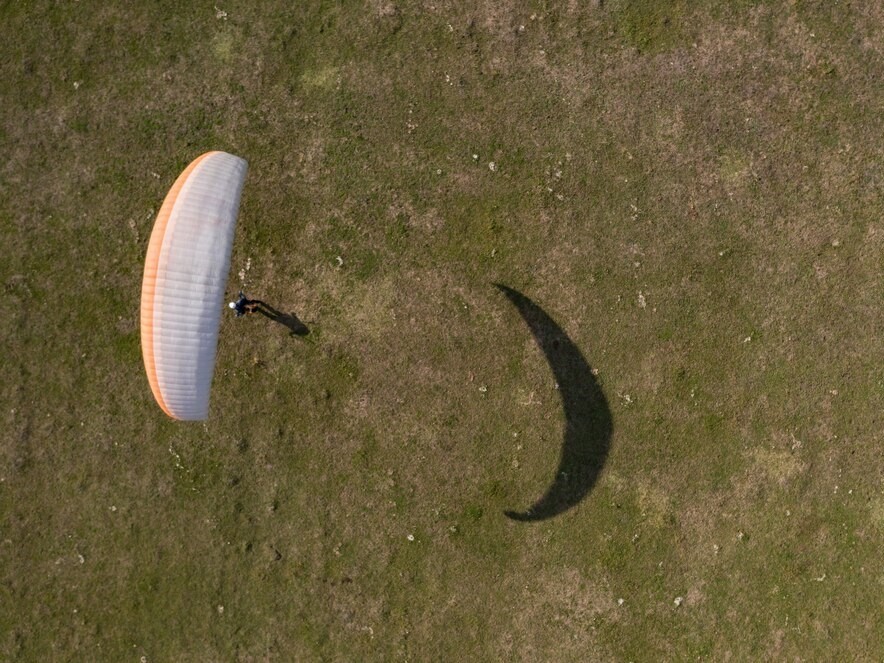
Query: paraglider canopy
140 151 248 420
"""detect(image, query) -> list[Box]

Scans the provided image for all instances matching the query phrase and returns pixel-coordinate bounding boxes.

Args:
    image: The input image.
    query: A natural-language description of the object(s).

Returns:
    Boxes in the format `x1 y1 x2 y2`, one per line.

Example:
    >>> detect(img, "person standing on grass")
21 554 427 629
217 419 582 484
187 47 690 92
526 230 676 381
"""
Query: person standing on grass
227 292 309 336
228 291 261 317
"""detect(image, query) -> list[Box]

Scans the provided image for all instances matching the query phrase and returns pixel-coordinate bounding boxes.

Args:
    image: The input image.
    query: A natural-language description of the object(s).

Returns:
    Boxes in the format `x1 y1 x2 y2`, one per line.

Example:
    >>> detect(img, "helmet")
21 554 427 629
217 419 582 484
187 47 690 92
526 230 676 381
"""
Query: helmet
228 302 236 309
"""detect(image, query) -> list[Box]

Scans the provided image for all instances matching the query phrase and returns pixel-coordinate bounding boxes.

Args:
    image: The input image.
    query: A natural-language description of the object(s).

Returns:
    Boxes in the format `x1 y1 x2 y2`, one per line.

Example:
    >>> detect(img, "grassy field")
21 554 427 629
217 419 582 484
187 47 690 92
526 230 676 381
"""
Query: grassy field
2 1 882 660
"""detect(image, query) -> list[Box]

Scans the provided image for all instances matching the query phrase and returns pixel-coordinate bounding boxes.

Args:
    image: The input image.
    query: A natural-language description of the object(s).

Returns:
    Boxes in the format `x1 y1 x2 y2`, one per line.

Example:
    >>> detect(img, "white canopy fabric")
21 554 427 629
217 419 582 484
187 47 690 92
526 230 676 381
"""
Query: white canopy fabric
141 151 248 420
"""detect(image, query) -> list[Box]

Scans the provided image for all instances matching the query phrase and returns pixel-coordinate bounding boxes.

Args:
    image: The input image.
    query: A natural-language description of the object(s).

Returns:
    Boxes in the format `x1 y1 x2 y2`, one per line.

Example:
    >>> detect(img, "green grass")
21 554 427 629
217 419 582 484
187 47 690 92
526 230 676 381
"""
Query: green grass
2 0 883 661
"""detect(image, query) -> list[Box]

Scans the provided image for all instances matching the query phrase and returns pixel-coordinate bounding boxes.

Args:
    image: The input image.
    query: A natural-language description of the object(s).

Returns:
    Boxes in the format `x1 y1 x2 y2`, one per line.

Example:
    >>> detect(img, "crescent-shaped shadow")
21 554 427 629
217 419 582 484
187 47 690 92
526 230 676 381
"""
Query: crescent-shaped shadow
496 285 612 522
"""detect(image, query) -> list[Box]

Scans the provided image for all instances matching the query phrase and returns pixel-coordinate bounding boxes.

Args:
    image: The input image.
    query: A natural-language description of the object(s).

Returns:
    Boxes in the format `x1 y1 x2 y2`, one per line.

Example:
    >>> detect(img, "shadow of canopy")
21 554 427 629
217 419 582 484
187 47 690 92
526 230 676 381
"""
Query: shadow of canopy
496 284 612 522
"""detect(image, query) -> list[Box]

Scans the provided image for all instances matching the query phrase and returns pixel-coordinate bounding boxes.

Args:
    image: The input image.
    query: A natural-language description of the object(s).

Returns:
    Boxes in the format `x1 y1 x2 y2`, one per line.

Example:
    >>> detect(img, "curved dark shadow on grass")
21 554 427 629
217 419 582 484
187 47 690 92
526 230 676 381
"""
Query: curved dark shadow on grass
253 301 310 337
496 284 612 522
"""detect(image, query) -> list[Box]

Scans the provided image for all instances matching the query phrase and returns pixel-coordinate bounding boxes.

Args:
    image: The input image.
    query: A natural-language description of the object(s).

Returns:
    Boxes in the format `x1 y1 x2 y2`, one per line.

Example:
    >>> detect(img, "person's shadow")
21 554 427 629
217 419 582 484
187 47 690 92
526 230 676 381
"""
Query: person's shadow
252 301 309 337
496 284 612 522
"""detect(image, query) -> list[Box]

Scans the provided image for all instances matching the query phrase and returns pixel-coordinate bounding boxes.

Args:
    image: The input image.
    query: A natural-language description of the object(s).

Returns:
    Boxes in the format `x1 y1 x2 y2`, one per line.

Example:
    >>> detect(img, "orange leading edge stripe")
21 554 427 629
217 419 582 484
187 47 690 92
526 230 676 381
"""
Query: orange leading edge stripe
140 152 217 418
